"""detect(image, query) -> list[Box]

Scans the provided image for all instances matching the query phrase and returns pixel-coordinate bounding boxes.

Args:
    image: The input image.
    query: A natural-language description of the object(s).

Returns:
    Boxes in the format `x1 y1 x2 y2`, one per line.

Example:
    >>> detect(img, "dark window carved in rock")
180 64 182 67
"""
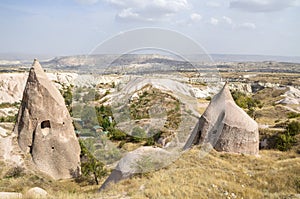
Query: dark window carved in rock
41 120 51 129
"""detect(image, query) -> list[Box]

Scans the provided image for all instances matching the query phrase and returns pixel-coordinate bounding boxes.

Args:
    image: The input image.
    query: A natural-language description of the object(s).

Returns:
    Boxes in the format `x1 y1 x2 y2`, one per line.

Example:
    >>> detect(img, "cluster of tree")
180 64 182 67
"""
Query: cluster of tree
276 121 300 151
59 84 73 112
231 90 263 118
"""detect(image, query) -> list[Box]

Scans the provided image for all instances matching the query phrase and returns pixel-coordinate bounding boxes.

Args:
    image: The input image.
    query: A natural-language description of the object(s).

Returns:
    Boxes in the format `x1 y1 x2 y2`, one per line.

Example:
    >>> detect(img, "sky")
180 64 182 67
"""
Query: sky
0 0 300 57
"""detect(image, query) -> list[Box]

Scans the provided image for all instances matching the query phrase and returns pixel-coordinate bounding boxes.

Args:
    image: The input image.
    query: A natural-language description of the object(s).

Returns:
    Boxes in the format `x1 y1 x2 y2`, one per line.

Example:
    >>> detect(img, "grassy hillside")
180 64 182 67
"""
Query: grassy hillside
98 147 300 199
1 146 299 198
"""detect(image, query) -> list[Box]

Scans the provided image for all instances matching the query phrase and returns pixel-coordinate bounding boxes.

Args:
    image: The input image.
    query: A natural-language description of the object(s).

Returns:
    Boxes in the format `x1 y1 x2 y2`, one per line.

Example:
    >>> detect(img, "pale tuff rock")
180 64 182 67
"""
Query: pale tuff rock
14 59 80 179
0 73 28 104
100 146 179 190
276 86 300 105
0 192 22 199
0 71 77 104
0 124 23 166
26 187 48 198
184 83 259 155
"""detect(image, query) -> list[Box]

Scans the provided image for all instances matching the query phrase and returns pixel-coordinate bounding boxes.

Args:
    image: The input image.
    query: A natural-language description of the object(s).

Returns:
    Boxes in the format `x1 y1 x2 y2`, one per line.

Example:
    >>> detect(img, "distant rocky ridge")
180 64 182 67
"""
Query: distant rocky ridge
14 59 81 179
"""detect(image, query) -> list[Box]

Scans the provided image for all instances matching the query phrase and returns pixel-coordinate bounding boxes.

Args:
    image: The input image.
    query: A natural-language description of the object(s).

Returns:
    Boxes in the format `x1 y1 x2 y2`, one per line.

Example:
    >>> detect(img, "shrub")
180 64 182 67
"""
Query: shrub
0 114 17 123
0 102 20 109
108 128 127 141
275 121 300 151
4 166 25 178
286 121 300 136
275 132 296 151
59 84 73 111
79 140 107 185
231 90 262 118
287 112 300 119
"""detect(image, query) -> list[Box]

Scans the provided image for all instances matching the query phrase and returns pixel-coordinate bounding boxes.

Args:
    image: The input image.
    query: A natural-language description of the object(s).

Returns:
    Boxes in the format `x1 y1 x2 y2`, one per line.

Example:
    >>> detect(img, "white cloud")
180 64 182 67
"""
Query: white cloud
238 22 256 29
222 16 233 25
104 0 189 22
206 1 221 7
210 17 219 25
230 0 299 12
117 8 139 19
190 13 202 22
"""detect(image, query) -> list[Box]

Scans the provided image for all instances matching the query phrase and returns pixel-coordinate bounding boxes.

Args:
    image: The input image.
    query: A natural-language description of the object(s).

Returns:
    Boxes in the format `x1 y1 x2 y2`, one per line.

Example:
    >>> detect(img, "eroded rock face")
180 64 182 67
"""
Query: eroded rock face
184 83 259 155
14 59 80 179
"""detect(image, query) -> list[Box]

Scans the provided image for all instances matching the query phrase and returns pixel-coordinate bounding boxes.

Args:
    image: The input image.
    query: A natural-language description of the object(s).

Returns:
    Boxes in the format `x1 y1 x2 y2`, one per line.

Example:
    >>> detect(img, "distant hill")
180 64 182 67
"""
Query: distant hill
1 53 299 63
209 54 300 63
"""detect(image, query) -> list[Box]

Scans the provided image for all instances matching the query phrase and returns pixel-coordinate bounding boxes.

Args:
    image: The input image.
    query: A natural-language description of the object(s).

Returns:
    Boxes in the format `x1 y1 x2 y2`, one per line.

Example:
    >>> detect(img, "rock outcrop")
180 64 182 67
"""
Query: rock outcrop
0 71 77 104
14 59 80 179
100 146 179 190
0 73 28 104
184 83 259 155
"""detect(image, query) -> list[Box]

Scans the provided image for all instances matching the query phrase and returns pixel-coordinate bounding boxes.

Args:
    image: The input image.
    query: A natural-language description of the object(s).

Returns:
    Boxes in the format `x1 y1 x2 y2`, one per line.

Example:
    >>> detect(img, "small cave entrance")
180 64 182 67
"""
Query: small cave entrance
41 120 51 136
41 120 51 129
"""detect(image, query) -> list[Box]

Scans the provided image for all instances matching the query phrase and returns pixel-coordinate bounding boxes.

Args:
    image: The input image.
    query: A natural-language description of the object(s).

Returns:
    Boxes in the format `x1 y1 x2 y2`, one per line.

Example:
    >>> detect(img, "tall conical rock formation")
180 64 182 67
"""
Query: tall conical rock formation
14 59 80 179
184 83 259 155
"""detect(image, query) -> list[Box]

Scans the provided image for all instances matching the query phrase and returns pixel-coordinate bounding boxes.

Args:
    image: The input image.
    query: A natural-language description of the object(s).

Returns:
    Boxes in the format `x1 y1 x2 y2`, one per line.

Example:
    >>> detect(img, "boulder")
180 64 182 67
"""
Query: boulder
0 192 22 199
184 83 259 155
26 187 47 198
100 146 179 190
14 59 80 179
0 126 7 137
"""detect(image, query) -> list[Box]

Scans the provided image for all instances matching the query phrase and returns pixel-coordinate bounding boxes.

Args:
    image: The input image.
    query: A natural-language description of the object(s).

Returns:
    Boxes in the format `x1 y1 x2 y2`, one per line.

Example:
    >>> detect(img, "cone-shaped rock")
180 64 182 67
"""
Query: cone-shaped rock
14 59 80 179
184 83 259 155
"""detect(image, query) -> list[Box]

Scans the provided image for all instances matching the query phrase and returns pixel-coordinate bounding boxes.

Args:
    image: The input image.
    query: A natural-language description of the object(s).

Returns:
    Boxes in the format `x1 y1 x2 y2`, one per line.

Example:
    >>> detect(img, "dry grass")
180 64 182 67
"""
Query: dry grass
1 145 299 198
98 147 300 199
0 146 298 199
255 105 293 125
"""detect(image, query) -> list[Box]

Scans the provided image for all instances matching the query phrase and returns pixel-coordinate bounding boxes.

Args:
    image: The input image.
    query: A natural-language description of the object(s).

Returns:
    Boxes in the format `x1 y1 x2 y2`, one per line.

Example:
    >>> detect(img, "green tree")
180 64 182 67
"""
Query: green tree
231 90 262 118
287 121 300 136
275 121 300 151
81 106 98 128
79 140 107 185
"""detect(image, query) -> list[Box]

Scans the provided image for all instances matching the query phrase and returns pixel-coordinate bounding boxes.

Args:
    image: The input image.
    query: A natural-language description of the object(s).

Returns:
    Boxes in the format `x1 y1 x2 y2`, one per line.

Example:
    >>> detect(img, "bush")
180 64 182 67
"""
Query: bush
79 140 107 185
287 112 300 119
275 121 300 151
0 114 17 123
231 90 262 110
4 166 25 178
108 128 127 141
0 102 20 109
59 84 73 111
286 121 300 136
275 132 296 151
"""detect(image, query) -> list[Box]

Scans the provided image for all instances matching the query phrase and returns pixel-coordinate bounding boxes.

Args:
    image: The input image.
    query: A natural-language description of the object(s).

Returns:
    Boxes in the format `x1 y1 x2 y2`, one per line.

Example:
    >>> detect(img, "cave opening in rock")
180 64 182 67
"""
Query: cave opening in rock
41 120 51 129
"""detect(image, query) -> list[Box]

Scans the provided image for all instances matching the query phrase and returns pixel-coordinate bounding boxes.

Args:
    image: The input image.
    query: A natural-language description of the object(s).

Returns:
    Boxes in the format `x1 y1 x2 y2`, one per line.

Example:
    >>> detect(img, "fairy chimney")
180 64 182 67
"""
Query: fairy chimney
184 83 259 155
14 59 80 179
